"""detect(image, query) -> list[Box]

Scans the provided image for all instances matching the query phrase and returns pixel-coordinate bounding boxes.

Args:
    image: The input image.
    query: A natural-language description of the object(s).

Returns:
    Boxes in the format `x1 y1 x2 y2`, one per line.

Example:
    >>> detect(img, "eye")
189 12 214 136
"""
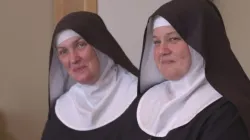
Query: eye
58 49 68 56
77 41 87 49
153 40 161 45
168 37 182 43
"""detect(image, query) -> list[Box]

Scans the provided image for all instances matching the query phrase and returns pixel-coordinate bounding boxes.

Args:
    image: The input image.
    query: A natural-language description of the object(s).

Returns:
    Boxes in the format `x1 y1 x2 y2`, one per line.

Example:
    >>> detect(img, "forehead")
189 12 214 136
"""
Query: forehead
153 26 177 36
57 36 82 48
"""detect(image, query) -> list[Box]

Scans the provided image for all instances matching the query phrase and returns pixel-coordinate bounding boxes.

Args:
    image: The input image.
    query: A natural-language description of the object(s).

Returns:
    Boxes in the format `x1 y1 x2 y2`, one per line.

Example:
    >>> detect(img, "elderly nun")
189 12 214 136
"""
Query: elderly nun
124 0 250 139
41 11 139 140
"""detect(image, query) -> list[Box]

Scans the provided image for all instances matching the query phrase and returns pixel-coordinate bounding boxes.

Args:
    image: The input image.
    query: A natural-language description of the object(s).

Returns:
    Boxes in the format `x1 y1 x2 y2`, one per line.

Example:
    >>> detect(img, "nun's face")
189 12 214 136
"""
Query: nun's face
153 26 191 80
57 36 100 84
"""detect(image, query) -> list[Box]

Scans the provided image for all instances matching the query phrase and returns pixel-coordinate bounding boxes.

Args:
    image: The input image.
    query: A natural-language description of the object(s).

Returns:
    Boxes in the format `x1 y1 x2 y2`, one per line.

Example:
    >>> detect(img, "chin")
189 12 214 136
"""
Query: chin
162 70 182 81
79 74 99 85
77 76 92 84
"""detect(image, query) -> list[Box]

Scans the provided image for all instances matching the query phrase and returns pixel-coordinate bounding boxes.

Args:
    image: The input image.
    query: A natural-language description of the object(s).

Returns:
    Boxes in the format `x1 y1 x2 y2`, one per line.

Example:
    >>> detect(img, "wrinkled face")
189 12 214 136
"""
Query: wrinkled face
153 26 192 80
56 36 100 84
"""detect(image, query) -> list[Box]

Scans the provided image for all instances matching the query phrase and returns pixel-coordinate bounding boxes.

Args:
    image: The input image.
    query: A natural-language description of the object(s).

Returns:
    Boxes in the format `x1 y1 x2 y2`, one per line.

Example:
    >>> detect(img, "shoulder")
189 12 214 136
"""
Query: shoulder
54 83 81 117
167 98 249 140
203 98 241 126
41 104 70 140
199 98 249 140
44 86 78 129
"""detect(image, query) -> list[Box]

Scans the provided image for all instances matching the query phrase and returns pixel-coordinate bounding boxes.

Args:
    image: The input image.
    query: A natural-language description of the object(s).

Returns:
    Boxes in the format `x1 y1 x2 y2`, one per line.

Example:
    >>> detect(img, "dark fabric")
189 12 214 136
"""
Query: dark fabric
41 96 140 140
139 0 250 136
123 98 249 140
48 11 138 107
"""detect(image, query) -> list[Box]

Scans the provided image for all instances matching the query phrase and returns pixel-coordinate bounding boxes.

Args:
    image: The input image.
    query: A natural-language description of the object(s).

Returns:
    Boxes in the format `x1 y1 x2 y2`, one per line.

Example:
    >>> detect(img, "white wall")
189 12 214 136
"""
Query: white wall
98 0 250 77
98 0 170 67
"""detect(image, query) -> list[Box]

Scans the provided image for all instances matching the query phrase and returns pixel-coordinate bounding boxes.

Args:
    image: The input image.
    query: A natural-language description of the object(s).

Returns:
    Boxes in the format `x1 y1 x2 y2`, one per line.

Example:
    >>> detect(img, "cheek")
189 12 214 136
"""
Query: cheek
153 47 161 65
78 45 98 64
185 55 192 71
88 54 100 80
92 58 100 73
83 47 100 72
178 56 190 71
79 48 93 61
88 49 99 67
177 45 191 71
59 57 70 69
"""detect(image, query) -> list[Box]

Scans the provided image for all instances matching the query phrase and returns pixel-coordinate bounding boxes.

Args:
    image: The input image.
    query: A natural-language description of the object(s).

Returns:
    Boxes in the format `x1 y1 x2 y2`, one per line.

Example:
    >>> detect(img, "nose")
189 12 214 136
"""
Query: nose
69 50 80 64
159 42 172 55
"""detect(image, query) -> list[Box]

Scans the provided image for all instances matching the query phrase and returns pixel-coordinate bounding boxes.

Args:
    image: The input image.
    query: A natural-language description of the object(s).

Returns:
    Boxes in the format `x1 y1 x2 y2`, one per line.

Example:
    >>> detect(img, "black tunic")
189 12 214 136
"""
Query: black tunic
42 97 249 140
125 98 249 140
41 98 139 140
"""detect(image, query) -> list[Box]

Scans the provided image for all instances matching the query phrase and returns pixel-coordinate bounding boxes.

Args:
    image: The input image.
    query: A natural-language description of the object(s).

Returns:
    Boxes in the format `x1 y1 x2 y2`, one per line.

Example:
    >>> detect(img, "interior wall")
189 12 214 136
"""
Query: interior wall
215 0 250 77
0 0 52 139
98 0 250 77
98 0 171 67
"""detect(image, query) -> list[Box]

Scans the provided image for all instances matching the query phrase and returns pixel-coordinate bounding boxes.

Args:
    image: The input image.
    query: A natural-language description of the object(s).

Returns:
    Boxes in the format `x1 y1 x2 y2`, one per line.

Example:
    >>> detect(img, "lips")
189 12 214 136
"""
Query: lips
160 59 175 64
72 66 87 73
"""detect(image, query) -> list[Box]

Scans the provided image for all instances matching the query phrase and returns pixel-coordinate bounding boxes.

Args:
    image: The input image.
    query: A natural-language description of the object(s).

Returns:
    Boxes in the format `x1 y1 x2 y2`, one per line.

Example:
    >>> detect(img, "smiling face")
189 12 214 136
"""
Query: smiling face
56 36 100 85
153 26 192 80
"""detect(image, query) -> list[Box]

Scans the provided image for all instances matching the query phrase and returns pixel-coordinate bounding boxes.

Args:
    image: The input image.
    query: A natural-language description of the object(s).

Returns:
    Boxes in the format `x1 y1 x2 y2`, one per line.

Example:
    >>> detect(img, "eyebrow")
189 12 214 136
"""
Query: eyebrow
56 37 82 48
166 31 178 35
153 31 178 39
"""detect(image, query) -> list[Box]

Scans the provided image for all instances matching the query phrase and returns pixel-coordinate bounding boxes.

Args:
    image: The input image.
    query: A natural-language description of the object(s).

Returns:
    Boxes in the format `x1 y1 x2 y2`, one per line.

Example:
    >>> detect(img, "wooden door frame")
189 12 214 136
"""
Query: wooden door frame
53 0 98 25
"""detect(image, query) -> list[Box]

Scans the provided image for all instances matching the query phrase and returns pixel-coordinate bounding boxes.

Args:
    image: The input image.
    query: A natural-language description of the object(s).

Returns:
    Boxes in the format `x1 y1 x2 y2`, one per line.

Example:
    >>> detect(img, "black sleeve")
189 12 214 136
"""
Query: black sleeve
200 102 249 140
41 106 70 140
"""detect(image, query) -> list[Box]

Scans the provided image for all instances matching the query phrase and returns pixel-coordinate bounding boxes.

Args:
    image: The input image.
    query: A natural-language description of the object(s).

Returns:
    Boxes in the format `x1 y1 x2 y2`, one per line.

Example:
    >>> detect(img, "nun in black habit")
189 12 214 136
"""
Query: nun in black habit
129 0 250 139
41 11 139 140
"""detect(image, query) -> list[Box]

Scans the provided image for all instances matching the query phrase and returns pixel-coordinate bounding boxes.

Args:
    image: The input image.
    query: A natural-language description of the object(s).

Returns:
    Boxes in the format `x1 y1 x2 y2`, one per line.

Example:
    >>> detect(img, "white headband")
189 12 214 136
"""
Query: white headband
56 29 81 46
153 16 171 29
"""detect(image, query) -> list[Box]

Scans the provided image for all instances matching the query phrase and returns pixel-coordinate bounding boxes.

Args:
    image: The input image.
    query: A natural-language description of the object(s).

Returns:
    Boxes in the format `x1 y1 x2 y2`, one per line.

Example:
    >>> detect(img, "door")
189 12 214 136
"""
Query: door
53 0 97 24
